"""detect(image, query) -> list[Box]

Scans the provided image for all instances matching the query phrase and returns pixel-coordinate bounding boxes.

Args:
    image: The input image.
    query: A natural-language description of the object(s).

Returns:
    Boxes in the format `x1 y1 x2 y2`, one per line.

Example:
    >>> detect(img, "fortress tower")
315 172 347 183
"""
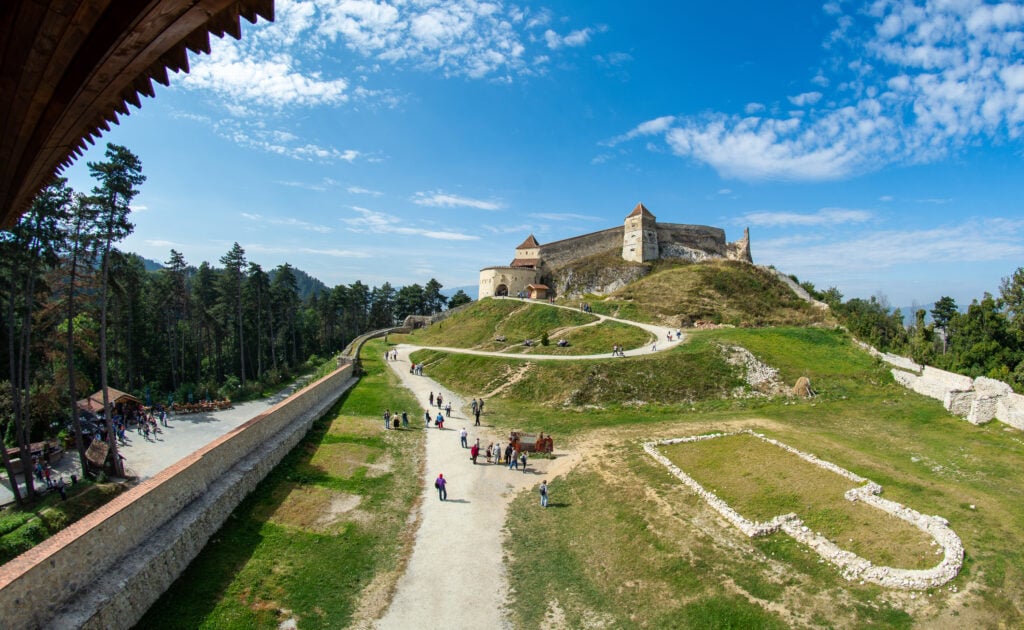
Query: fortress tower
622 203 658 262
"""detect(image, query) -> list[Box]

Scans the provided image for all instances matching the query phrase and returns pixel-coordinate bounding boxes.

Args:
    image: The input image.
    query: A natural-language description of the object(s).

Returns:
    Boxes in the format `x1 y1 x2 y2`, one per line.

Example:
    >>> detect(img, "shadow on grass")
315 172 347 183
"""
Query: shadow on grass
135 393 353 629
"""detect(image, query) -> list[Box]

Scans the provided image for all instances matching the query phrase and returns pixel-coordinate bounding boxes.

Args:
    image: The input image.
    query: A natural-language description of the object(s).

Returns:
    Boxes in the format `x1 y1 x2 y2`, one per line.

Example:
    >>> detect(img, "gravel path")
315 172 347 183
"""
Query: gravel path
375 346 573 629
375 300 672 627
0 379 308 506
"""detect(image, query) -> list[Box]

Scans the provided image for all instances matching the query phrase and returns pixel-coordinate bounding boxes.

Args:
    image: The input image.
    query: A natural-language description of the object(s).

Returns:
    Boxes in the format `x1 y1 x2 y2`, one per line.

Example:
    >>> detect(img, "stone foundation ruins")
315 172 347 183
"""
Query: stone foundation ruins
644 430 963 590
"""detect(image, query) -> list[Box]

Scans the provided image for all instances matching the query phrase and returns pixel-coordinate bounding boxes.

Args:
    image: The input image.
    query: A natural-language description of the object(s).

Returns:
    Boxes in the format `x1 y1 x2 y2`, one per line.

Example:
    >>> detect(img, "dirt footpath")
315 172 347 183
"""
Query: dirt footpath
375 345 576 629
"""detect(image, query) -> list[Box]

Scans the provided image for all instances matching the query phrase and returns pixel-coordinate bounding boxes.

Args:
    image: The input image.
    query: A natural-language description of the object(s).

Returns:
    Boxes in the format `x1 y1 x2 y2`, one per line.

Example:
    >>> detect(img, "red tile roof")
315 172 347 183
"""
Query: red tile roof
510 258 540 268
516 234 541 249
626 203 655 219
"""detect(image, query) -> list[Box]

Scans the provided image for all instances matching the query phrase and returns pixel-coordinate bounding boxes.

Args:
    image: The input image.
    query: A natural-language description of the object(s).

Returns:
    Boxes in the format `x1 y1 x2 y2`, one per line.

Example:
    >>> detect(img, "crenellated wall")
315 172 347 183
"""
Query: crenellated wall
0 364 356 629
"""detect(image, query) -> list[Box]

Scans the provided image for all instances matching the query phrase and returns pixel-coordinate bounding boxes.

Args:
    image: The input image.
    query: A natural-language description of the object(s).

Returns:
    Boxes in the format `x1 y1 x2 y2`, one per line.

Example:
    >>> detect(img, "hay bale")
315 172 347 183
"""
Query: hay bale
793 376 815 398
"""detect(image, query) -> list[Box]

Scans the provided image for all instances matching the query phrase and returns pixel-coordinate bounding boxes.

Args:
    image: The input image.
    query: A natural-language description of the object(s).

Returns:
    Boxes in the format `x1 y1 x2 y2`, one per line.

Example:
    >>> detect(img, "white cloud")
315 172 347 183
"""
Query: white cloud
299 247 370 258
145 239 180 248
182 38 349 107
242 211 333 233
545 27 593 49
740 208 873 227
344 207 480 240
347 185 383 196
411 190 503 210
604 115 677 146
759 218 1024 273
788 91 822 106
609 1 1024 180
717 188 733 196
276 178 341 192
879 195 894 202
528 212 598 221
130 204 149 212
216 119 361 162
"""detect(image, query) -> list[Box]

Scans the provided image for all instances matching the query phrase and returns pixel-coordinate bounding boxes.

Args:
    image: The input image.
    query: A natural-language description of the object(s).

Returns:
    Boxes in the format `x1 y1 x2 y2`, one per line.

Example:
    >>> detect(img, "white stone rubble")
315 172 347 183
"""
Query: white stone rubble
644 430 963 590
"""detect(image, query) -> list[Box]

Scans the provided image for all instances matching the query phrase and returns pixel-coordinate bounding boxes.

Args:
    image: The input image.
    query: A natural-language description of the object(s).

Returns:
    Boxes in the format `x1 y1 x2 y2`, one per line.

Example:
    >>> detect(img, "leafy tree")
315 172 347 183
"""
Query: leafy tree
424 278 447 314
930 296 958 354
448 289 473 309
1000 267 1024 337
820 286 844 308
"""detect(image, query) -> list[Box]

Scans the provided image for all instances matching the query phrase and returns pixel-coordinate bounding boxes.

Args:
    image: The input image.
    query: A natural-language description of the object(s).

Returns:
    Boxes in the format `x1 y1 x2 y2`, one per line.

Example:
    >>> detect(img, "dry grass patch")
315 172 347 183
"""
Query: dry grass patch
662 432 938 570
308 442 379 478
327 415 380 438
262 484 361 533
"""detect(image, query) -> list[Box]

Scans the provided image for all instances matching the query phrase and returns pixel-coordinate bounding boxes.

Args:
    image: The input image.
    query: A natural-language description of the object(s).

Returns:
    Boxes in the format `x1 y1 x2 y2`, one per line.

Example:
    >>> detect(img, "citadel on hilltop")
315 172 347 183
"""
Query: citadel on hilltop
479 203 752 299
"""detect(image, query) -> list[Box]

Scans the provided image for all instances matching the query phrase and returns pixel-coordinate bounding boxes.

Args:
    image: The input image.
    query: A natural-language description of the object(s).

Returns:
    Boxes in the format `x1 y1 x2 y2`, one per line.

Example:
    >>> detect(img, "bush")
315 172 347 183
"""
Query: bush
541 332 550 346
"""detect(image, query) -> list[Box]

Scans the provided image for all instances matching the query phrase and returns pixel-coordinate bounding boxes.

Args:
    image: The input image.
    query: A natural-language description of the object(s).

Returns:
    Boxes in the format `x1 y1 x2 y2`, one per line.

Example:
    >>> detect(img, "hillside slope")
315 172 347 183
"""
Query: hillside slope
584 260 833 327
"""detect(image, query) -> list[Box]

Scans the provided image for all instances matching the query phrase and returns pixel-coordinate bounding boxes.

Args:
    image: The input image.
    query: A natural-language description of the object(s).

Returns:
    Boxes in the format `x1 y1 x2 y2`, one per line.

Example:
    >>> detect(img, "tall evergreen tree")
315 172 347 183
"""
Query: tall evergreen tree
88 143 144 476
219 243 247 385
0 178 72 500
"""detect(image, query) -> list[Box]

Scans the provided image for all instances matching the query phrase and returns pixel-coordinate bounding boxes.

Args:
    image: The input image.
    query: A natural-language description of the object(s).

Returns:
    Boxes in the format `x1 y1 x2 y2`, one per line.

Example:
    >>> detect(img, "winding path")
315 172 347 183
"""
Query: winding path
374 299 669 628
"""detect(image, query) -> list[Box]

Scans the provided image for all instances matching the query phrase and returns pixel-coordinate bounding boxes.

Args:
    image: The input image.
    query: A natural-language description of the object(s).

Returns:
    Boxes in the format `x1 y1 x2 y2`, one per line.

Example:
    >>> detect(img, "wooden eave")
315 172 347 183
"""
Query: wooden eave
0 0 274 228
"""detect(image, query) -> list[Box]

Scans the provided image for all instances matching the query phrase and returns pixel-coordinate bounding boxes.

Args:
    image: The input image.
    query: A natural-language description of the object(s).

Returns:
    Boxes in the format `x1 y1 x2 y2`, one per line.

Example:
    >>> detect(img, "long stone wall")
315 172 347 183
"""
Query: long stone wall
857 341 1024 430
536 226 623 271
0 364 356 629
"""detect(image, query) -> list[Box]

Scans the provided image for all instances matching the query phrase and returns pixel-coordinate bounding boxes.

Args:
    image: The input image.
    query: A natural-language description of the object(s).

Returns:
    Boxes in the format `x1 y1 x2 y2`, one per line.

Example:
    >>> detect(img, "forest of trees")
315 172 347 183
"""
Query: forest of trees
0 144 471 501
800 270 1024 393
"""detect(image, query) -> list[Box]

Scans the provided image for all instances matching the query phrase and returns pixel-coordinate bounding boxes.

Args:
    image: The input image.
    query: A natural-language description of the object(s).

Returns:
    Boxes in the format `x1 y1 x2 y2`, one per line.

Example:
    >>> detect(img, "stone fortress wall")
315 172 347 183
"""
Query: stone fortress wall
858 342 1024 429
0 363 356 629
479 203 752 299
532 226 623 271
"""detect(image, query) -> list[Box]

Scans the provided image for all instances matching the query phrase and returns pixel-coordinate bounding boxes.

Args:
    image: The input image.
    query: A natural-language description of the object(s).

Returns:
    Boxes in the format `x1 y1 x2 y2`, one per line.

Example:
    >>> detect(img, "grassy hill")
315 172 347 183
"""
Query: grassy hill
144 262 1024 629
580 259 833 327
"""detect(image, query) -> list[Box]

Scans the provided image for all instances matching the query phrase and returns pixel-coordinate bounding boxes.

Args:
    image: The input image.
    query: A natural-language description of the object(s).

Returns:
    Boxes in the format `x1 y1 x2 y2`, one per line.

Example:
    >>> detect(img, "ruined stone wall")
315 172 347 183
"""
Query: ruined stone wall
655 223 727 261
536 227 623 271
0 364 355 629
870 345 1024 429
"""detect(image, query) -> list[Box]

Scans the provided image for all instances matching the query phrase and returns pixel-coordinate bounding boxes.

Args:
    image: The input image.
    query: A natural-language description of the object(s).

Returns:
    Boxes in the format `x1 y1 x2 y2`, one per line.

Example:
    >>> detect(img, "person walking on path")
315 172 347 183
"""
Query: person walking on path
434 473 447 501
437 393 444 409
474 406 481 426
445 402 452 418
436 412 445 430
509 448 519 470
429 392 434 407
519 451 527 473
402 410 409 428
383 408 391 430
539 480 548 507
470 441 480 464
424 410 431 428
460 427 468 448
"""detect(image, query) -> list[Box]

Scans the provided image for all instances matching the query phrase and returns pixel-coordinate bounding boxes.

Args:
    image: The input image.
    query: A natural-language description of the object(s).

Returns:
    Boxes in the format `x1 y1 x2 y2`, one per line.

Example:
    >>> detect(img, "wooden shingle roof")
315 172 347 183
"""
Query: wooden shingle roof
0 0 274 228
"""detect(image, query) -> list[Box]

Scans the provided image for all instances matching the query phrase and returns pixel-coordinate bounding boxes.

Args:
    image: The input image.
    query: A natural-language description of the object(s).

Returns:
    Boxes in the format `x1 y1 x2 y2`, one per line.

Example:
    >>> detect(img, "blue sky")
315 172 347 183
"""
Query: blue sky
61 0 1024 308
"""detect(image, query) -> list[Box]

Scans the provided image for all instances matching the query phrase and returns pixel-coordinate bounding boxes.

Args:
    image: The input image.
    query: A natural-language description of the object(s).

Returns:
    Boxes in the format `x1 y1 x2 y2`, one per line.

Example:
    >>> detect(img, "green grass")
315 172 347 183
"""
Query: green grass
395 299 596 350
138 340 424 629
0 481 126 565
661 433 937 569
